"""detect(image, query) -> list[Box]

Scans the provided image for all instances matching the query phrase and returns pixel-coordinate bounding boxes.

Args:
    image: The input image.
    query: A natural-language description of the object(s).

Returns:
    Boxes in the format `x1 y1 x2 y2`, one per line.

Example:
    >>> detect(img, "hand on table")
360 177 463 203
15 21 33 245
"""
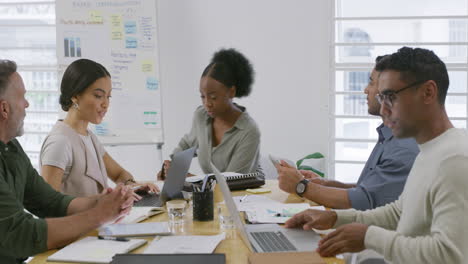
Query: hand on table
317 223 368 257
285 209 337 230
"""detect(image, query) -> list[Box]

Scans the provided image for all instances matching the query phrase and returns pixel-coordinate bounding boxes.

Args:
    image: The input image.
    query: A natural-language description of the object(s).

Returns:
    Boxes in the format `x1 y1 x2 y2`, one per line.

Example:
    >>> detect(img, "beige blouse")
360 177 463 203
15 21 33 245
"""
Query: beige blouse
39 121 108 196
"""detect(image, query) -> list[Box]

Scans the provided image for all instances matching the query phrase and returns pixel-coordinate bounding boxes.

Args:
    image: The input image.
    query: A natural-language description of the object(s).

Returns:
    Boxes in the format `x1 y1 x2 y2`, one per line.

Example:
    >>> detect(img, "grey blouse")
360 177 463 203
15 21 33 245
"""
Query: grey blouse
172 105 262 175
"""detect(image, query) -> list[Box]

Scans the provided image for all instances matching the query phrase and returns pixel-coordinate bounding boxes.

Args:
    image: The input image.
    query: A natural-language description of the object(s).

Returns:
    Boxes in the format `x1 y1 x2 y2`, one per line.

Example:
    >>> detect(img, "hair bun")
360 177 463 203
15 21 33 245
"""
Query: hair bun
207 48 255 98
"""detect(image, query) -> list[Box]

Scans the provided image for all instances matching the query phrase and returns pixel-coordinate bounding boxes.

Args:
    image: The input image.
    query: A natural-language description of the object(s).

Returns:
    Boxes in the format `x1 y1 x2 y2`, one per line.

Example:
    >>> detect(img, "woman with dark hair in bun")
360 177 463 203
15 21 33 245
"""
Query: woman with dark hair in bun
159 48 263 179
39 59 158 197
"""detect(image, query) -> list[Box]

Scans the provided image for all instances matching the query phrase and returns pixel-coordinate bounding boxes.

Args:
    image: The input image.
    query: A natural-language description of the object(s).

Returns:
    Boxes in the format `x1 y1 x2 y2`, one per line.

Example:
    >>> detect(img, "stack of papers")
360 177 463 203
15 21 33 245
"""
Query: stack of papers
99 222 171 237
245 205 325 224
143 233 226 254
231 195 325 224
233 195 281 211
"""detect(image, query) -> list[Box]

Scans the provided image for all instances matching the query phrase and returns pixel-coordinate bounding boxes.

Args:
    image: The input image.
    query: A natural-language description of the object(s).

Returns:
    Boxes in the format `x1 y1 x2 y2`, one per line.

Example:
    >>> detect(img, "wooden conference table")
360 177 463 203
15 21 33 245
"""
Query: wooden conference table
30 180 343 264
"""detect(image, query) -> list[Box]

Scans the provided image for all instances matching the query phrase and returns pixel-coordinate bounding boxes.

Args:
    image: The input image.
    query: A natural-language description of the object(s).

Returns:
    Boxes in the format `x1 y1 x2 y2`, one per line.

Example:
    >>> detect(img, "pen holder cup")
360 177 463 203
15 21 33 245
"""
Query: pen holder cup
192 190 214 221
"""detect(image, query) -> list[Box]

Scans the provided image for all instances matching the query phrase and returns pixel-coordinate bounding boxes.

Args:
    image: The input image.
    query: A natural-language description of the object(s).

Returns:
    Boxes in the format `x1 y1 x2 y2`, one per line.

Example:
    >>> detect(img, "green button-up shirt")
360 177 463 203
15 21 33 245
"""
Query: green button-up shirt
0 139 74 264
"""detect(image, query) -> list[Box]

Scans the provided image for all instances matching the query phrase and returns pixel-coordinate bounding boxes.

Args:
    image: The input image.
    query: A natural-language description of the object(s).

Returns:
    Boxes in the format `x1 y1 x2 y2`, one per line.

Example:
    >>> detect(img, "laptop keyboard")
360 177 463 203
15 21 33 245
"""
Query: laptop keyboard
250 231 297 252
133 193 161 207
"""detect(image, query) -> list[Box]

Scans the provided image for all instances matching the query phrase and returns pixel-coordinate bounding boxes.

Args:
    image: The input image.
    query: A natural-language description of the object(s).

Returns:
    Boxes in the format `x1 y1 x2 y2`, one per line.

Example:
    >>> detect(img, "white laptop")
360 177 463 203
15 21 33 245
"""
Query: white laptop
210 162 320 253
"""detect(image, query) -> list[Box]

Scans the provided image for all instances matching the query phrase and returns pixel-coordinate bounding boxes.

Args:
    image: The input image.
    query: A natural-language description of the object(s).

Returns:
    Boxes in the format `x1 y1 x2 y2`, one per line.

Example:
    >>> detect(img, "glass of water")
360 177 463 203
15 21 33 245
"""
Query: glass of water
166 199 187 226
217 203 235 237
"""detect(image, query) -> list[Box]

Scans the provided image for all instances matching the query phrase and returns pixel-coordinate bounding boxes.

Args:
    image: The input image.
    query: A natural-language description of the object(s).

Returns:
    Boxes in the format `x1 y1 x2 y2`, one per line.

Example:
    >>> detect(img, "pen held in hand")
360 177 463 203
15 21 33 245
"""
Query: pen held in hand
131 185 141 191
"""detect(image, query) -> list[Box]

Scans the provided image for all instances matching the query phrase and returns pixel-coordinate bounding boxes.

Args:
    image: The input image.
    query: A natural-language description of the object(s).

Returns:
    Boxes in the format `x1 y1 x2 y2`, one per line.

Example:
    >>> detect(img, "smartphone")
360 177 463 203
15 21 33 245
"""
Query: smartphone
269 154 296 168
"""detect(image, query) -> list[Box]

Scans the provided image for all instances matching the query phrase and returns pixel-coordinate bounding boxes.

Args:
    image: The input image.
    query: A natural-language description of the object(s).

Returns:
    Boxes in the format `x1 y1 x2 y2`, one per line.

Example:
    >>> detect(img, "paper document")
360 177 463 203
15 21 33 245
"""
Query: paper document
99 222 171 237
232 195 282 211
143 233 226 254
185 174 205 183
312 228 335 235
156 181 164 190
119 207 164 224
47 236 146 264
245 205 325 224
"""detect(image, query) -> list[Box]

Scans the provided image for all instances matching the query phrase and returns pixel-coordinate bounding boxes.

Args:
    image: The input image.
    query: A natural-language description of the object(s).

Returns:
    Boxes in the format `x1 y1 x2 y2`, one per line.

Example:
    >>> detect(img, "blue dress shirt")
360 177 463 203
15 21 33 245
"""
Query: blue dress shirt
347 124 419 210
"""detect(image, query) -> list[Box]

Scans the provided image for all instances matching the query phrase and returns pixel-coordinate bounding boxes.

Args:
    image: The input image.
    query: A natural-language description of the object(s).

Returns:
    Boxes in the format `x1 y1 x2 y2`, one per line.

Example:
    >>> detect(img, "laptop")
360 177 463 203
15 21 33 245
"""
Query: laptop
111 253 225 264
134 147 196 207
210 162 321 253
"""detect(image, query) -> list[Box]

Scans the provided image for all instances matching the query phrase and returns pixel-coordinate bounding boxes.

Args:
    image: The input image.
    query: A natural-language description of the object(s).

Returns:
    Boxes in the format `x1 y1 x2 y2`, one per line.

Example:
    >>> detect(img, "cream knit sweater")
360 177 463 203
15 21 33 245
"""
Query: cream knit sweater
335 128 468 263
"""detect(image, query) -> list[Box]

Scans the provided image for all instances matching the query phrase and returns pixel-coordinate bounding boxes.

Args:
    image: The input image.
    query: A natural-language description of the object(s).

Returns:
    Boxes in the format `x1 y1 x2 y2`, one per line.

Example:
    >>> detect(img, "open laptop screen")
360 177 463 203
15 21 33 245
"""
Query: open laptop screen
210 162 254 252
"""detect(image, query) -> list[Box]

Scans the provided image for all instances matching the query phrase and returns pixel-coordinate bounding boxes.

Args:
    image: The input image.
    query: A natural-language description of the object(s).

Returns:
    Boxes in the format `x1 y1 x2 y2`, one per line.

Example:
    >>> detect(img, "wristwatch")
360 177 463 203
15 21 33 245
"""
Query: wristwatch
295 179 310 197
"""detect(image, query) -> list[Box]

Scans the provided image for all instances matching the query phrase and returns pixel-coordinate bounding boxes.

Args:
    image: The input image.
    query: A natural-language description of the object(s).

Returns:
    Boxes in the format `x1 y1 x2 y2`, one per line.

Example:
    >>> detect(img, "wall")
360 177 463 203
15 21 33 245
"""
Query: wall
110 0 332 180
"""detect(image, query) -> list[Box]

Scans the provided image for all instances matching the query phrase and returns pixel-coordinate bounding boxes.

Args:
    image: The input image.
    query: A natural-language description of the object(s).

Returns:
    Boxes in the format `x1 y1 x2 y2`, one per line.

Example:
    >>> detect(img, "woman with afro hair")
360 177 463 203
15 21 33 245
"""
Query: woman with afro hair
159 48 263 179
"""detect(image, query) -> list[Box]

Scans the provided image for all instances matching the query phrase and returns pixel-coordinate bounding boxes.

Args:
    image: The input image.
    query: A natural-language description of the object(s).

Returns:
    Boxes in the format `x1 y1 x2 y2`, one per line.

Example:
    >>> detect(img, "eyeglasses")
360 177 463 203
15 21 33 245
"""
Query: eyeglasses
375 79 427 108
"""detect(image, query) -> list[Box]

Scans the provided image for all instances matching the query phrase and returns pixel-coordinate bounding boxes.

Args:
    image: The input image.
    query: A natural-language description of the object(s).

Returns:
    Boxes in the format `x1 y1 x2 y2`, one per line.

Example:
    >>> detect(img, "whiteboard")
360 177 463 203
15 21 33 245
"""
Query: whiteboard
55 0 163 146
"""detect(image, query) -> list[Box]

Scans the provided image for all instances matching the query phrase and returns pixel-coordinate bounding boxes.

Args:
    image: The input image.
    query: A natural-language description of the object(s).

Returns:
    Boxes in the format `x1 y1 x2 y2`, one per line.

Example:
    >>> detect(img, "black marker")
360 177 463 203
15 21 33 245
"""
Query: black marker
98 235 129 242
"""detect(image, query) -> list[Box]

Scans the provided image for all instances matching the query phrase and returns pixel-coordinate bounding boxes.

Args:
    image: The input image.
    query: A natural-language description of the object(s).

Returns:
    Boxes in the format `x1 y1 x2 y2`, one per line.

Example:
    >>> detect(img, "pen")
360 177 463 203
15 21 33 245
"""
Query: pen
273 211 294 217
201 174 210 192
239 195 248 203
210 179 216 191
98 235 129 242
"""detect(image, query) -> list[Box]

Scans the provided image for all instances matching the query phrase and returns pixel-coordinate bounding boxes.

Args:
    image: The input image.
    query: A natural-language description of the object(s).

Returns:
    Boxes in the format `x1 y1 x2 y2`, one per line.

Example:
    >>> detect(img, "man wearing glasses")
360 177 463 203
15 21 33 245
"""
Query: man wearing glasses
276 56 419 210
286 47 468 263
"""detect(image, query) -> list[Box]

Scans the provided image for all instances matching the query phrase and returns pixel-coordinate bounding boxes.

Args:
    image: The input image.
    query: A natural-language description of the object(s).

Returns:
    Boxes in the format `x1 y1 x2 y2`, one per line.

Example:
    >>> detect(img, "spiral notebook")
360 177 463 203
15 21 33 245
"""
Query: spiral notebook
186 172 265 190
217 172 265 190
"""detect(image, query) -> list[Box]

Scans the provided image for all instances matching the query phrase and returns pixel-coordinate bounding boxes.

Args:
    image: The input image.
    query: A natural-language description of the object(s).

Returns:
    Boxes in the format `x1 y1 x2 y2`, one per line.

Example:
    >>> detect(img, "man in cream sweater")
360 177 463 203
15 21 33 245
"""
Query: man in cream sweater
286 47 468 263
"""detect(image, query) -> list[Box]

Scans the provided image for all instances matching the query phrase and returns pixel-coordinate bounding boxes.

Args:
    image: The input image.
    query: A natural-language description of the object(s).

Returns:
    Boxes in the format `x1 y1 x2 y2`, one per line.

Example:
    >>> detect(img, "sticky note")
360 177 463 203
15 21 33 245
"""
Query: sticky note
146 77 158 90
111 31 123 40
143 111 159 128
246 188 271 194
89 10 103 23
124 21 137 34
141 60 153 72
125 37 137 48
111 15 123 40
111 14 122 27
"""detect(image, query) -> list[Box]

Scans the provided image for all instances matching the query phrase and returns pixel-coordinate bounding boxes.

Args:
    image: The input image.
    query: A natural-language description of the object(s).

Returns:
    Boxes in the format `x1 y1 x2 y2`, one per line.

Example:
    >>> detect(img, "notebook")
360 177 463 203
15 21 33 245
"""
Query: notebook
47 236 147 264
119 207 164 224
111 253 226 264
98 222 171 237
143 233 226 254
187 172 265 190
